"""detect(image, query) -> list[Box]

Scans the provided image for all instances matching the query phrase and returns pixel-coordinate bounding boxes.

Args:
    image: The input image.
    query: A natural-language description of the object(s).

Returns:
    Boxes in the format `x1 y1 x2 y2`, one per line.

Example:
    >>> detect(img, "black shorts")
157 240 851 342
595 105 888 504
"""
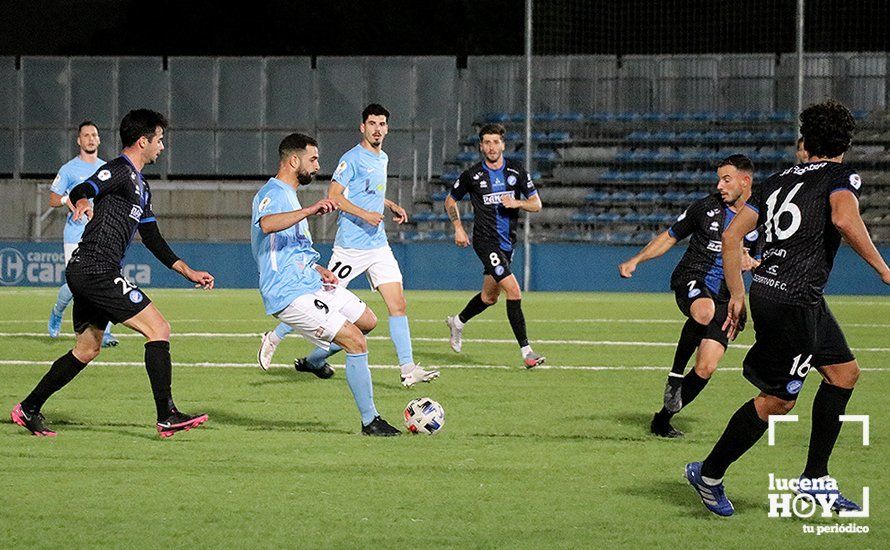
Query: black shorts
66 270 152 333
474 242 514 282
673 279 729 348
743 293 854 401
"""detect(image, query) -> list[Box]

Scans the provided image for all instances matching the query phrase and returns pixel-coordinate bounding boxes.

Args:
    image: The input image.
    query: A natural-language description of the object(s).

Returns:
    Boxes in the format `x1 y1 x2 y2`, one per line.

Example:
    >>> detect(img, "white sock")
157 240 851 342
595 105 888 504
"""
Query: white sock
453 316 464 329
701 475 723 486
400 362 415 375
521 345 533 357
268 331 283 346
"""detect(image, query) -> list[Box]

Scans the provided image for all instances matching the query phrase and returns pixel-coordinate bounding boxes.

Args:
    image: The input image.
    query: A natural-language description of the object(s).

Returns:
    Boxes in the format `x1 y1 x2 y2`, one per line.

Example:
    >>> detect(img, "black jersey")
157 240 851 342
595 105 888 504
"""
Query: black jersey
67 155 157 274
668 193 760 301
747 161 861 306
450 159 537 252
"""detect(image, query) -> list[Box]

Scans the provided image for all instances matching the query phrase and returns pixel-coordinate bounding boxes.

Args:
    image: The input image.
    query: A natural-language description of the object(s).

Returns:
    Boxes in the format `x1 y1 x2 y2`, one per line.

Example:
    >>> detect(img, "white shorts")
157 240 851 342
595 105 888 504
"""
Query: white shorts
64 243 78 264
328 246 403 290
275 285 366 351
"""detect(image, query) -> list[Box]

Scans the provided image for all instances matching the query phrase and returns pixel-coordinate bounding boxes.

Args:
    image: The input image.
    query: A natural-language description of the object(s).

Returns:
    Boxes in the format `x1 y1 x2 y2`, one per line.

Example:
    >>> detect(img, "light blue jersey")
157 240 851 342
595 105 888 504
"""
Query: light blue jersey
332 144 389 250
50 156 104 244
251 178 323 315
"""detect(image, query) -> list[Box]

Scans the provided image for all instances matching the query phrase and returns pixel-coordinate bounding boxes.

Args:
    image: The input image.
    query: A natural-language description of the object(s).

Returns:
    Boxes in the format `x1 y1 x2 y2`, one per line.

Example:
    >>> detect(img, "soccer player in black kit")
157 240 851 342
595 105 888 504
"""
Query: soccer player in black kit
619 155 761 438
10 109 215 438
686 100 890 516
444 123 545 368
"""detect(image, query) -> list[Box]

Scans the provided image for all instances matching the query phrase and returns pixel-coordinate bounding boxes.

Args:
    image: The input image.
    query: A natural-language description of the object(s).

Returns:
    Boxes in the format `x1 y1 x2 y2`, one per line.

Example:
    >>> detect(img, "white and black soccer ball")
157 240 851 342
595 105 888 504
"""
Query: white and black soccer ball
403 397 445 435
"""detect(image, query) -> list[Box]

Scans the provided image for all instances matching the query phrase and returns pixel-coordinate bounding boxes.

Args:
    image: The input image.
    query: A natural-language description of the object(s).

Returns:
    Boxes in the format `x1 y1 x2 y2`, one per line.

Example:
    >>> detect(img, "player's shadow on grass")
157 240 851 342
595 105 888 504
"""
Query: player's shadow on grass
622 479 760 517
579 411 702 435
30 414 161 441
201 407 352 434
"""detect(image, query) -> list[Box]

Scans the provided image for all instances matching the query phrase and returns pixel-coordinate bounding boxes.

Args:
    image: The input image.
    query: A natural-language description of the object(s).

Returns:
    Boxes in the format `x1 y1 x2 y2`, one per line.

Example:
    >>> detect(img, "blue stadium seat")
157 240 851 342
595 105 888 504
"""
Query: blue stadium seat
456 151 477 162
430 191 449 202
441 169 461 181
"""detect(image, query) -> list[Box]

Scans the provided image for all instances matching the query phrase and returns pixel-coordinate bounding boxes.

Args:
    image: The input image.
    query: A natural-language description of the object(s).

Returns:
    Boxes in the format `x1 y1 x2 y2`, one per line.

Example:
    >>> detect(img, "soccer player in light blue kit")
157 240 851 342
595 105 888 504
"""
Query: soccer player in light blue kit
47 121 117 347
258 104 439 388
252 133 400 436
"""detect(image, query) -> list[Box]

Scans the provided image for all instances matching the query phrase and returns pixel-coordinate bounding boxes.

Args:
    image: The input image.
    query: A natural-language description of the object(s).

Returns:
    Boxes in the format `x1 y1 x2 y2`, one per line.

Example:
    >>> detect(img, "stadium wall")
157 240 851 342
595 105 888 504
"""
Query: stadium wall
1 241 887 295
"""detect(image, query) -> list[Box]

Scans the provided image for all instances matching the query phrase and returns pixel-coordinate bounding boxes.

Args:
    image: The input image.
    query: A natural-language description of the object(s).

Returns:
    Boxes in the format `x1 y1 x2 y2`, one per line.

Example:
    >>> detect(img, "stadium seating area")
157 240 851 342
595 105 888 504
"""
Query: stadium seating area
407 110 890 245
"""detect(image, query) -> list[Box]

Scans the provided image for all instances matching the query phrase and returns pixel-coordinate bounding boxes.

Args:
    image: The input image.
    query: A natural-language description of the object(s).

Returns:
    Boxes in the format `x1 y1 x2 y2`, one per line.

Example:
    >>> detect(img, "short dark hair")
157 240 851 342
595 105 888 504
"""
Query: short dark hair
278 133 318 161
799 99 856 158
78 120 98 133
120 109 168 147
717 153 755 174
478 123 506 142
797 136 805 147
362 103 390 122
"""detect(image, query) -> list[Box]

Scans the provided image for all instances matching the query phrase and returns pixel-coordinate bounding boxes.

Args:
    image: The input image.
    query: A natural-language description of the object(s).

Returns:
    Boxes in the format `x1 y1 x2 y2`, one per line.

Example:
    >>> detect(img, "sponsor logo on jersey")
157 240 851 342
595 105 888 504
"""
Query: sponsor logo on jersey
479 180 488 189
677 210 687 222
258 196 272 212
746 229 759 241
786 380 803 395
780 162 827 177
764 248 787 259
129 290 144 303
507 175 517 187
709 221 720 232
494 265 505 276
688 288 701 298
766 264 779 275
707 240 722 252
849 174 862 189
707 208 720 217
97 169 112 181
483 191 513 206
129 205 143 221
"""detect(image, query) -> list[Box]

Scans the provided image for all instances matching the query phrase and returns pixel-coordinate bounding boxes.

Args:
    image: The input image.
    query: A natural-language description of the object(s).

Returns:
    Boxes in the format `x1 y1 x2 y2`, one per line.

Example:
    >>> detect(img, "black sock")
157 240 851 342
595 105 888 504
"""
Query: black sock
803 382 854 479
671 319 706 376
506 299 529 348
658 369 711 420
21 350 88 413
680 370 710 408
701 399 768 480
145 341 176 421
458 292 490 324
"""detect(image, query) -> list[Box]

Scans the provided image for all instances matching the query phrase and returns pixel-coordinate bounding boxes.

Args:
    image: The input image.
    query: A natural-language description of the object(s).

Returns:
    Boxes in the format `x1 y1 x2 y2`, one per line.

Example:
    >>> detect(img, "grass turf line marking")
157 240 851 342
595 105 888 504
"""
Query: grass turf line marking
0 359 887 372
3 331 889 353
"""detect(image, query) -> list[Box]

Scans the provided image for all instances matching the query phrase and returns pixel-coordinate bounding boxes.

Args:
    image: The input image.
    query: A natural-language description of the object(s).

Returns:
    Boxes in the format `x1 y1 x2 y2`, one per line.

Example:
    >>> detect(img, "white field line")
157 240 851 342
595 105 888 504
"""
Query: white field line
0 359 887 372
1 331 889 353
3 317 890 329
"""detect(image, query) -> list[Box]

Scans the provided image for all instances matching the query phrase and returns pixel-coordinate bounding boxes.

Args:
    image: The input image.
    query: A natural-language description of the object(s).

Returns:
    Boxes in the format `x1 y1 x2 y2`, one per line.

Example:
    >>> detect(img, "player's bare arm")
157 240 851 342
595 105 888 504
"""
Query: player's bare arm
384 199 408 224
259 199 338 234
500 194 542 212
721 206 758 339
444 194 468 247
740 246 760 272
328 180 384 226
618 230 677 278
171 260 215 290
71 197 93 221
830 189 890 284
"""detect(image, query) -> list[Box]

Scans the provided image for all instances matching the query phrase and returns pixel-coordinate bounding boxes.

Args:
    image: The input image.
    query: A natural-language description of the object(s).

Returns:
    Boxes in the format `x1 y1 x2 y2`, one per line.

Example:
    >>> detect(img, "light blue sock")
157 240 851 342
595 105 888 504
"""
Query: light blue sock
273 322 293 341
307 343 341 368
388 315 414 366
345 352 378 425
104 321 114 336
53 283 73 315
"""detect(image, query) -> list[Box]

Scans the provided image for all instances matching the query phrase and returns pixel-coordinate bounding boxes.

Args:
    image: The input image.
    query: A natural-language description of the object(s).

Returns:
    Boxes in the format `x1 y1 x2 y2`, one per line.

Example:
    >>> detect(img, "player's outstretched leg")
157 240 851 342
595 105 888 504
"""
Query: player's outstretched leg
101 321 119 348
48 283 73 338
334 319 399 436
447 288 493 353
257 322 293 371
652 336 718 438
13 327 99 436
498 275 543 368
126 304 207 437
377 282 439 387
798 364 861 512
295 346 337 379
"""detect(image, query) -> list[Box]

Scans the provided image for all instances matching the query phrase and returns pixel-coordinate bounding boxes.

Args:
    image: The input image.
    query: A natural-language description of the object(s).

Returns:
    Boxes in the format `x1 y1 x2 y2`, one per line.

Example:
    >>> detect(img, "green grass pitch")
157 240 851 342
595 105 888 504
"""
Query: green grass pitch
1 288 887 548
